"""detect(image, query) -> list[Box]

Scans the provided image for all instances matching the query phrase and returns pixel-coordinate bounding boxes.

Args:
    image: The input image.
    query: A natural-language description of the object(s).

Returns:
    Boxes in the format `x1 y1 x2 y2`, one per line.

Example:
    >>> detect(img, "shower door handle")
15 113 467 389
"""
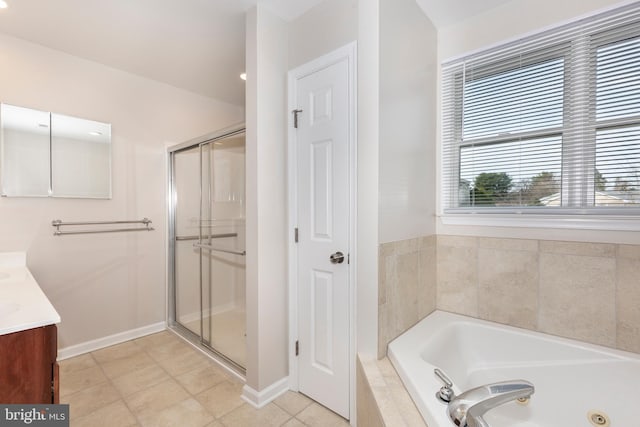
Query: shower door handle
194 243 246 256
329 251 345 264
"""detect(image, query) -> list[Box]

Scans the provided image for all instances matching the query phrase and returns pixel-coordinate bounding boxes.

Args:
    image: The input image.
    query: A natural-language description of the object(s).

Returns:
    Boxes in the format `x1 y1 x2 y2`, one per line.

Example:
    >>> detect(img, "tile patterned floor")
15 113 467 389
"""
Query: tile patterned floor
60 331 350 427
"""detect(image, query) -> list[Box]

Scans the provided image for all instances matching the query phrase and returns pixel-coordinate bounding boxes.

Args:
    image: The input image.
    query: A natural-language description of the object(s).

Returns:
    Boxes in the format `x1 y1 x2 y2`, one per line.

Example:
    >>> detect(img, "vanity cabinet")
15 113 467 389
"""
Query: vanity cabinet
0 324 59 404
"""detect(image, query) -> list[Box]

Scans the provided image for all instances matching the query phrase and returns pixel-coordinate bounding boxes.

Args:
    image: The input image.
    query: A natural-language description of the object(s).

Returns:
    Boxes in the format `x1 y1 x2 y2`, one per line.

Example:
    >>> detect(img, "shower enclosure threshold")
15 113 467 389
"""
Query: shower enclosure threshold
169 321 246 378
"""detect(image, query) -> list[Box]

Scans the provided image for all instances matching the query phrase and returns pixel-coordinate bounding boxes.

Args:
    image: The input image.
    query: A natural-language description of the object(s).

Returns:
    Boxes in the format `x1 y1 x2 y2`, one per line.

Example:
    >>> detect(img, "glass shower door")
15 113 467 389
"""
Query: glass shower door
170 128 246 373
199 133 246 370
173 145 203 337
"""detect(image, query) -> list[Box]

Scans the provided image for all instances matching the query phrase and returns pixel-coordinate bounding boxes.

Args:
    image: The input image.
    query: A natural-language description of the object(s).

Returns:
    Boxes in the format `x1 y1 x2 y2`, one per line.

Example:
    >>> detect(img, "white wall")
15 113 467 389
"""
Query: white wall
0 33 244 349
378 0 437 243
288 0 358 69
435 0 640 244
290 0 382 358
356 0 380 357
286 0 381 361
245 5 289 392
243 3 385 410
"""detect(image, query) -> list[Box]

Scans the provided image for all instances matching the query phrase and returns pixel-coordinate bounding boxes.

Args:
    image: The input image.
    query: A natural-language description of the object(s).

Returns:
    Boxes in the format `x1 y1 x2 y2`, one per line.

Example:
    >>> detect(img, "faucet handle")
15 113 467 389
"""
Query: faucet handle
434 369 455 403
435 368 453 387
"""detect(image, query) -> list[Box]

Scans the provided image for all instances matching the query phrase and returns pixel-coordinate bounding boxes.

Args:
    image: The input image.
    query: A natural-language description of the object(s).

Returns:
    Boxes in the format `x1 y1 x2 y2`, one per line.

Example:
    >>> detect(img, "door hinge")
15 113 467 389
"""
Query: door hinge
295 340 299 356
294 227 299 243
292 109 303 128
348 253 350 264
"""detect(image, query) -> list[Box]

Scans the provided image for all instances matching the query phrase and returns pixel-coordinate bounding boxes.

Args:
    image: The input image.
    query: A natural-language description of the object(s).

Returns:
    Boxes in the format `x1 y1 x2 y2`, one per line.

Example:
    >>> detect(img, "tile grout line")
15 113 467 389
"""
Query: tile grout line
138 333 254 424
62 332 338 427
75 349 140 426
66 333 201 426
96 340 149 427
131 334 234 425
60 352 123 424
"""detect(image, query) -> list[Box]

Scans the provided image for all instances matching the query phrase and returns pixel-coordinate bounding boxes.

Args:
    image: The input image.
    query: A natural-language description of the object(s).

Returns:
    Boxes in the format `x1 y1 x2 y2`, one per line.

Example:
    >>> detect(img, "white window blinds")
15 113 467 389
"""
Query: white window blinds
441 3 640 213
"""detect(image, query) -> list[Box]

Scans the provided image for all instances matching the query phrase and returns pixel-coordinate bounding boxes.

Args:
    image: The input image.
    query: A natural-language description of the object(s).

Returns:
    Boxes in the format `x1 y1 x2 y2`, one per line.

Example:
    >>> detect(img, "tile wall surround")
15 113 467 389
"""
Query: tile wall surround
356 356 426 427
378 236 437 358
378 235 640 357
356 358 385 427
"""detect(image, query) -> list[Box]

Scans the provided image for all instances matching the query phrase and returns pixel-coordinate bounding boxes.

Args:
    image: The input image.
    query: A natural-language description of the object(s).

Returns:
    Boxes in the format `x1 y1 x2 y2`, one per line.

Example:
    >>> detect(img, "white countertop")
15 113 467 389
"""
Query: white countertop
0 252 61 336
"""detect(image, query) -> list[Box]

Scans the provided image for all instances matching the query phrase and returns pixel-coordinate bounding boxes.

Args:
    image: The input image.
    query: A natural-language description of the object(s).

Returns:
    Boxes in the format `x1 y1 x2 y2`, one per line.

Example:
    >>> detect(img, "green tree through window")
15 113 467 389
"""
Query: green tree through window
472 172 512 206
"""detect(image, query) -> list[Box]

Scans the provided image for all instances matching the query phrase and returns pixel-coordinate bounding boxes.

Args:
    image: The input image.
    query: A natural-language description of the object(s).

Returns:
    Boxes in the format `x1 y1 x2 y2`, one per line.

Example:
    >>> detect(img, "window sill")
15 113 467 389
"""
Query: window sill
439 212 640 232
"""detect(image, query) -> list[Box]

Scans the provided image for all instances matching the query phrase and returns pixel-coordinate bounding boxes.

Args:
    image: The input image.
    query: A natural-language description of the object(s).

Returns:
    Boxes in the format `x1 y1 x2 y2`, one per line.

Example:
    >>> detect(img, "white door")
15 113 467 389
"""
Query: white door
294 56 351 419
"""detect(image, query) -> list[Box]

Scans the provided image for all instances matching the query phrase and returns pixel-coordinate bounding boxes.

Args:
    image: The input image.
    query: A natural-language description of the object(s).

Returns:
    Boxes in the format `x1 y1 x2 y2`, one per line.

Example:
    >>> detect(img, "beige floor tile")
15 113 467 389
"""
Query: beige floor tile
100 351 157 380
60 365 108 398
219 403 291 427
63 381 121 419
59 353 97 375
146 339 195 362
92 341 142 364
175 364 230 395
138 398 214 427
157 348 213 377
297 403 349 427
134 330 180 349
63 335 341 427
111 363 171 397
73 400 138 427
125 378 190 420
196 381 244 418
274 391 313 416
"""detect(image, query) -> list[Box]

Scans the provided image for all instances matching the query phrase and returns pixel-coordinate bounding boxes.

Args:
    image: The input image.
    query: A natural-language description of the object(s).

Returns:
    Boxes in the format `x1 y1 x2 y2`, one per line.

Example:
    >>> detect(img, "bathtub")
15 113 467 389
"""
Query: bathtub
388 311 640 427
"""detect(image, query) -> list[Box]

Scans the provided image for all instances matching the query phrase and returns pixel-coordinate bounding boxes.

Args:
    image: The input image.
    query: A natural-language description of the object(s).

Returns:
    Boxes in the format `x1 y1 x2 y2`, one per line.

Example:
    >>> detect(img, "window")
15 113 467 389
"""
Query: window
595 35 640 206
441 4 640 215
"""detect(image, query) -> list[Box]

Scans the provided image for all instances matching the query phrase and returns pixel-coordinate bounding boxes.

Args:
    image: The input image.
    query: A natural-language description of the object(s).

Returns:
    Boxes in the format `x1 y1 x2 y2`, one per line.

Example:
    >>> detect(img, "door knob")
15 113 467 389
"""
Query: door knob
329 251 345 264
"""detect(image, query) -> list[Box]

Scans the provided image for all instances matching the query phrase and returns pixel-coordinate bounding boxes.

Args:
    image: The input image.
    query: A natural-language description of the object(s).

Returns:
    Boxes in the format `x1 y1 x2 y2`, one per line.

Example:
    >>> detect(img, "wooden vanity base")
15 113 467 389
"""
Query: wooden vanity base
0 324 58 404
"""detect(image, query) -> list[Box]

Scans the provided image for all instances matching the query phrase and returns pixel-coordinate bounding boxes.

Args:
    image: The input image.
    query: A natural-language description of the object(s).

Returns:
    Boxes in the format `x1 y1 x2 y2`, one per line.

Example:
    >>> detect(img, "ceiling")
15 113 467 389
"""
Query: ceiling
0 0 511 107
415 0 514 28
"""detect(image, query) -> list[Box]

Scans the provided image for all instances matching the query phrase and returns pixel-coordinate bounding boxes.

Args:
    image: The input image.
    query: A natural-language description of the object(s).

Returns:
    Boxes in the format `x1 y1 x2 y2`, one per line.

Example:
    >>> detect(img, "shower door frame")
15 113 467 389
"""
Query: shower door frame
167 122 246 376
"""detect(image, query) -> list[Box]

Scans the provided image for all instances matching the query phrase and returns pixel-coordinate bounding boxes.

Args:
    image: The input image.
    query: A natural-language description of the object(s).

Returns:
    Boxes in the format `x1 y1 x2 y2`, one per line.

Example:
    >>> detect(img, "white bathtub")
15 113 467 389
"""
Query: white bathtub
388 311 640 427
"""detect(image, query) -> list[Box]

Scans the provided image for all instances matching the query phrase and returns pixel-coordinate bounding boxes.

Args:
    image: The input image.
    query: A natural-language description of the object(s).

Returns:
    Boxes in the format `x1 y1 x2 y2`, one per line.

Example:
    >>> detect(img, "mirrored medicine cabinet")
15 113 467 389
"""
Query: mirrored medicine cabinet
0 103 112 198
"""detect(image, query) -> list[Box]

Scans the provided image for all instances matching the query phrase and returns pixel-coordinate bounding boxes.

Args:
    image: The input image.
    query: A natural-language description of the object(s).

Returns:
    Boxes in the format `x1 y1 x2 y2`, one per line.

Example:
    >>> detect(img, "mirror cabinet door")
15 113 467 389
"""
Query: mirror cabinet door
0 103 112 199
51 113 111 198
0 104 51 197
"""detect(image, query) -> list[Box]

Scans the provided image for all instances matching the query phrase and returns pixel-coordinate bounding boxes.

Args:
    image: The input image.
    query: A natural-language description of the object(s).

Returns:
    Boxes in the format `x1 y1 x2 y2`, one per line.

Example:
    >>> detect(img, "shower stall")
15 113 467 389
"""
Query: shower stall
168 124 246 374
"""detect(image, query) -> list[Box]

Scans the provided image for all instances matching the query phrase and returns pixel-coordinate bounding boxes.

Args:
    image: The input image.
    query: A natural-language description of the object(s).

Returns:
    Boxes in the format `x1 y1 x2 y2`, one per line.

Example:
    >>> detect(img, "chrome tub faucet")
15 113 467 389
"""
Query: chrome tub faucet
435 369 535 427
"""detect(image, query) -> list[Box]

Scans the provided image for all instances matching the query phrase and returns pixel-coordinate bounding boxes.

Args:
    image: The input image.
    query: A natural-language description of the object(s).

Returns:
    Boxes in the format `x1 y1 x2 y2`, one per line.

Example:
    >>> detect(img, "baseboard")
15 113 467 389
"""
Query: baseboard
58 321 167 360
241 377 289 408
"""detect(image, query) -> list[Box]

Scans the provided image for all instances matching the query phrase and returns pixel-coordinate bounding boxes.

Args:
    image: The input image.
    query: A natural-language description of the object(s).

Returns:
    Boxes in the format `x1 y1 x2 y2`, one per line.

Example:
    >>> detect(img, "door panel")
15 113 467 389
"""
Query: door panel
200 134 247 369
310 269 333 372
311 139 332 239
296 57 350 419
201 143 212 346
173 145 202 336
